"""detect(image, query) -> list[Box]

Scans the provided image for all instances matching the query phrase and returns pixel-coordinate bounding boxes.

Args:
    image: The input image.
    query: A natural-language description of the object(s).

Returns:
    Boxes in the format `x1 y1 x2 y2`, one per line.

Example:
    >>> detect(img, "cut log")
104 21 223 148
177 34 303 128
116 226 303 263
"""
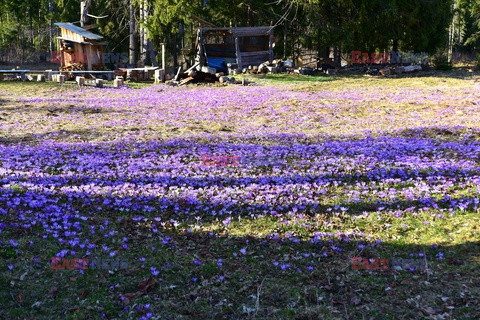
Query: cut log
379 68 391 76
154 69 165 83
326 69 337 76
267 66 277 74
76 76 85 86
95 79 104 88
179 76 195 86
37 75 46 82
403 65 422 73
114 78 123 88
200 66 216 75
46 70 55 81
58 74 65 84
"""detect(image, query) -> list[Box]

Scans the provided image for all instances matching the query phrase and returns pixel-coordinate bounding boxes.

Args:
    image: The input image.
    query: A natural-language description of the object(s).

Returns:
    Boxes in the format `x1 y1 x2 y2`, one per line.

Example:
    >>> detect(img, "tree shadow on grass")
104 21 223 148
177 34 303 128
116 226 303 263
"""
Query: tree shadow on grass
0 224 479 319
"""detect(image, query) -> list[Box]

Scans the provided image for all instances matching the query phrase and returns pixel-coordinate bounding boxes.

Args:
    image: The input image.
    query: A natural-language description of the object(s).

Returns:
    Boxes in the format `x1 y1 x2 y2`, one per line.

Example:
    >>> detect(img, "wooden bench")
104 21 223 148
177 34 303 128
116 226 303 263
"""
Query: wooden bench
0 70 30 82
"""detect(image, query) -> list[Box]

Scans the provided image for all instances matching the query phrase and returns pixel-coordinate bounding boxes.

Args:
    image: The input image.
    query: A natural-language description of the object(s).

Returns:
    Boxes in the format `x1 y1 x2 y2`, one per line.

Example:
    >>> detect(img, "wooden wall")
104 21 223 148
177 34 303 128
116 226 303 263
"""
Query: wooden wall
60 28 85 43
203 33 272 69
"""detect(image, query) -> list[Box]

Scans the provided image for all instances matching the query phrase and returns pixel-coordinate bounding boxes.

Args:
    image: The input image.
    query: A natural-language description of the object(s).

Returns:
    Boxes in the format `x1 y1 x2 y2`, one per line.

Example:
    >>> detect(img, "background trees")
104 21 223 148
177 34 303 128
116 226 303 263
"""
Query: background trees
0 0 471 67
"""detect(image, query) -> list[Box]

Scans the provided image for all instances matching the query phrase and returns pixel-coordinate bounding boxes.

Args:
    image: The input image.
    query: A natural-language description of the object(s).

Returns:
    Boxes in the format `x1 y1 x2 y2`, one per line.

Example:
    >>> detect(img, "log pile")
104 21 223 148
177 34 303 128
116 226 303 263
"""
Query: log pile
59 63 84 72
166 64 244 86
166 58 323 86
369 65 423 76
226 59 295 76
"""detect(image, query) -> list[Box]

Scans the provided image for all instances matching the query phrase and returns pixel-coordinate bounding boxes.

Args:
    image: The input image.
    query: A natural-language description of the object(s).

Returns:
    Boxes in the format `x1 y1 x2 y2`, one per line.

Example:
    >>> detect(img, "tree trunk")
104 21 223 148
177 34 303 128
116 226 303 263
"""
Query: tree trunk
448 1 456 63
80 1 91 27
129 0 136 67
392 39 398 52
283 20 288 59
247 0 252 26
49 0 54 53
179 22 184 69
140 0 149 65
173 35 178 72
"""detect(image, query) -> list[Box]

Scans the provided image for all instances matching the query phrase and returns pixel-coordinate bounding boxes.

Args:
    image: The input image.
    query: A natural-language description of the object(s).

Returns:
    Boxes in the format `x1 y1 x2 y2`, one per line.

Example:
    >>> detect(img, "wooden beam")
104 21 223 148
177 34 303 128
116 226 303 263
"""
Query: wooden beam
83 24 98 30
240 50 270 58
192 15 217 28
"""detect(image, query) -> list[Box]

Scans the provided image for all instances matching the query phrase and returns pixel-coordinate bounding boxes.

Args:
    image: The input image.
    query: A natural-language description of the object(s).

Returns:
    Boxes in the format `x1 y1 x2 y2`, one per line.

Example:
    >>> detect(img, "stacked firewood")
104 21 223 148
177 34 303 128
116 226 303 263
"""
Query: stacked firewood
59 63 84 72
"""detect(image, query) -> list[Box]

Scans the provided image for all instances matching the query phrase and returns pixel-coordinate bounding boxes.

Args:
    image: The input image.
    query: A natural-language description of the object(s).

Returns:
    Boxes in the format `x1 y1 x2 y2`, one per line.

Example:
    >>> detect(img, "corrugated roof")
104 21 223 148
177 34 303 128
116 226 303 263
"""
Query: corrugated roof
54 22 104 40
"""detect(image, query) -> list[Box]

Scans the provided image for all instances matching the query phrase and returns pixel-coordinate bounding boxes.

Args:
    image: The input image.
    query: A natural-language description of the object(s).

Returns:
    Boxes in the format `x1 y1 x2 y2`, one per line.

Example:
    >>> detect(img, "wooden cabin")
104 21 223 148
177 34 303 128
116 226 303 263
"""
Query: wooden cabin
54 22 107 71
197 26 274 71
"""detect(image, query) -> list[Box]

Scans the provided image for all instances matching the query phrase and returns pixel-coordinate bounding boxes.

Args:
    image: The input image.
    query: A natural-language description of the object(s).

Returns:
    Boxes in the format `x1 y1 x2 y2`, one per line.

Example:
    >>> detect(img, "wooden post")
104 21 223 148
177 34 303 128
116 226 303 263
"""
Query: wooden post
235 36 242 70
87 45 92 71
46 70 55 81
162 43 166 70
57 38 64 68
268 29 274 64
154 69 165 83
95 79 104 88
198 29 205 69
114 78 123 88
37 74 46 82
76 76 85 86
58 74 65 84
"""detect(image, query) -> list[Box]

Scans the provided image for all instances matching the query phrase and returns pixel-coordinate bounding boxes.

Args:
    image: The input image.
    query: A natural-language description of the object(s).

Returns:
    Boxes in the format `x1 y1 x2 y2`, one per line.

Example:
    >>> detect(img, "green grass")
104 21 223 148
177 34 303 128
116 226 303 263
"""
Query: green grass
1 206 479 319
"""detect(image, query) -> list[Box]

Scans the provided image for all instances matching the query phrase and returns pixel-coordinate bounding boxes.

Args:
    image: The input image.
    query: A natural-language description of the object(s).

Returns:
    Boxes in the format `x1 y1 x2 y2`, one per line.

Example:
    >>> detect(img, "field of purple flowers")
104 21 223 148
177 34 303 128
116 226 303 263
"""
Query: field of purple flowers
1 76 480 319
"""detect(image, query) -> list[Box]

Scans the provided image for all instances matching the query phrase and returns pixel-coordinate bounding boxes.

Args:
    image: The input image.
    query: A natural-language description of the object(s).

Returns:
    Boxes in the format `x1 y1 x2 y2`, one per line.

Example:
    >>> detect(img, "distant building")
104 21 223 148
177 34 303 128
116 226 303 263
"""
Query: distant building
54 22 107 71
197 26 274 71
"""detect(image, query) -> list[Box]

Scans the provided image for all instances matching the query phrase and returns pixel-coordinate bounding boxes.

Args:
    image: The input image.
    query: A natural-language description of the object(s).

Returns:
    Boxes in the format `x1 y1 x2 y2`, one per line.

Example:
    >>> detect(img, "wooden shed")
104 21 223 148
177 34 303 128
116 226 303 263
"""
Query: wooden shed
197 26 274 71
54 22 107 71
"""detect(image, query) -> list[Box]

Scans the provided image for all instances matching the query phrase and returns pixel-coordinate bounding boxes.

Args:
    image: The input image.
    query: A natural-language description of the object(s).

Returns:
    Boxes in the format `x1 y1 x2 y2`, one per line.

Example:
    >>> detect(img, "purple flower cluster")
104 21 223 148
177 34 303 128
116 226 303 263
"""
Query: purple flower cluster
0 83 478 315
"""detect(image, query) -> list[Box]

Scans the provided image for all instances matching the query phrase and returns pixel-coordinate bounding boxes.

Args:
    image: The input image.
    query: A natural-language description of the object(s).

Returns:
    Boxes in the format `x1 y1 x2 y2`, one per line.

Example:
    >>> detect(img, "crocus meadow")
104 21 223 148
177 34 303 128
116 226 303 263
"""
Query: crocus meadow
1 77 480 319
